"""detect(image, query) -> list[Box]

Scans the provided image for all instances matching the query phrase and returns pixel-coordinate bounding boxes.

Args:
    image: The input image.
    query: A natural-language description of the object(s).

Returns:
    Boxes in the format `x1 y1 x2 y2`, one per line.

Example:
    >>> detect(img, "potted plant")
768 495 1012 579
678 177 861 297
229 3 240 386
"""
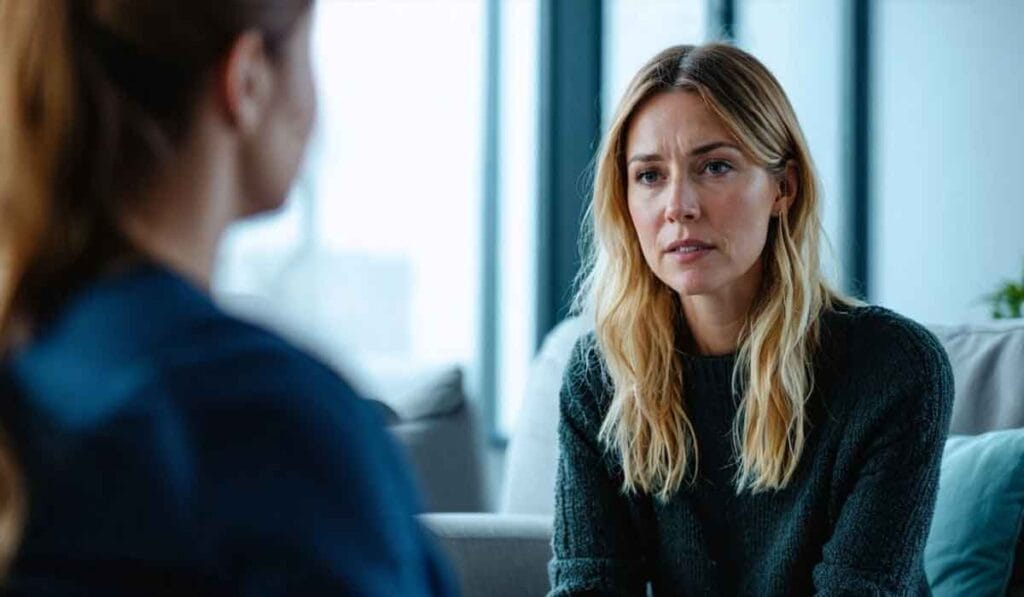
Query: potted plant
986 264 1024 319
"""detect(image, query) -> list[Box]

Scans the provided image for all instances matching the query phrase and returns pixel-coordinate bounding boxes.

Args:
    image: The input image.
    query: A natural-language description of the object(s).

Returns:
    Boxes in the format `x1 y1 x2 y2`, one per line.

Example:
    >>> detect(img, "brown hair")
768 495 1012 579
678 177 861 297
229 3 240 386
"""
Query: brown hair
575 44 854 501
0 0 312 575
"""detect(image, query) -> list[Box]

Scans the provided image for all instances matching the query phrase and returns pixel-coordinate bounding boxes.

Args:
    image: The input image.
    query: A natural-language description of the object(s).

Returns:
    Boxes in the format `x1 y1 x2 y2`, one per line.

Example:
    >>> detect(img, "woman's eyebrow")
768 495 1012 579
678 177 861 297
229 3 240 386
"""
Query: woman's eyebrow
627 142 741 166
689 141 741 156
627 152 663 165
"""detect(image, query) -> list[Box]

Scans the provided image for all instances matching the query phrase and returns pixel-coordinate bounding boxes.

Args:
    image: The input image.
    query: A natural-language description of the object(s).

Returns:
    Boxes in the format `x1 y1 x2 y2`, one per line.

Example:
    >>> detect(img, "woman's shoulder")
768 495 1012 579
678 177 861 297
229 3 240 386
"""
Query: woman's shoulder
161 307 367 416
819 304 954 426
560 331 616 427
822 304 949 376
109 264 358 404
565 329 603 377
12 262 367 430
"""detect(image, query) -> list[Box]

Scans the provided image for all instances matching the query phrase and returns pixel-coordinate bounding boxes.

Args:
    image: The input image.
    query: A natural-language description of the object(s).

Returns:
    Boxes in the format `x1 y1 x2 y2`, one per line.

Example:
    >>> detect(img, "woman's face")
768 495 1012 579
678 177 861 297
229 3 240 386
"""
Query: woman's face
624 90 790 300
241 10 317 216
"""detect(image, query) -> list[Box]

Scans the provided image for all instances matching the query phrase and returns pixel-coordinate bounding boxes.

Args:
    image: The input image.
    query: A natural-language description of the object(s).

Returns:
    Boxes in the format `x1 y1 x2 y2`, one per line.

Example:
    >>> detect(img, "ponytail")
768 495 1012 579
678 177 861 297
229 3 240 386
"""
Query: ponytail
0 0 78 573
1 0 76 337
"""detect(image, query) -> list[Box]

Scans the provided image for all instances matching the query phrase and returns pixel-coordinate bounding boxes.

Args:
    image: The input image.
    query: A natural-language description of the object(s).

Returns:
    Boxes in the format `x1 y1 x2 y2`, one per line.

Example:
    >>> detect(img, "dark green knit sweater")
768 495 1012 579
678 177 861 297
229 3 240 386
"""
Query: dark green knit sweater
550 306 954 596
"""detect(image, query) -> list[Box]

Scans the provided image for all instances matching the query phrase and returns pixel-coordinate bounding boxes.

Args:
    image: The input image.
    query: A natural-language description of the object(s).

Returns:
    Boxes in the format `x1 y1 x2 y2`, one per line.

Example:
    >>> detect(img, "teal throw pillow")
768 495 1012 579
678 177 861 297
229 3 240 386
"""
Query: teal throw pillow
925 428 1024 596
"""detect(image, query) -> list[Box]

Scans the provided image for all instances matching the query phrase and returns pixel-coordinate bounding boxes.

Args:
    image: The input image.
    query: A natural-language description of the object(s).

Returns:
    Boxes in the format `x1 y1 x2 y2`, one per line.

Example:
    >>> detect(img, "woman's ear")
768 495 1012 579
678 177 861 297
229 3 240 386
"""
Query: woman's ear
773 160 798 216
215 30 274 135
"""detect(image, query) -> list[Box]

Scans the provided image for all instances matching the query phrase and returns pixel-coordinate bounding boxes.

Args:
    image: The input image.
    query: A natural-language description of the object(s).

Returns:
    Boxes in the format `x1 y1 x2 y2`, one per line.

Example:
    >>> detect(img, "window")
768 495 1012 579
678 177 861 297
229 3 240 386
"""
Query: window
738 0 846 289
871 0 1024 322
603 0 707 131
214 1 486 397
495 0 539 438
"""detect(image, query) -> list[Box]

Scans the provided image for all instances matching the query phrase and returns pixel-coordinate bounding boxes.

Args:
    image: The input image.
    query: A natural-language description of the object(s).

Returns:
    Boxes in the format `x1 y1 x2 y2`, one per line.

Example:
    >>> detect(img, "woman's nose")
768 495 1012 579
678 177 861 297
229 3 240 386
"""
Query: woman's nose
664 180 700 222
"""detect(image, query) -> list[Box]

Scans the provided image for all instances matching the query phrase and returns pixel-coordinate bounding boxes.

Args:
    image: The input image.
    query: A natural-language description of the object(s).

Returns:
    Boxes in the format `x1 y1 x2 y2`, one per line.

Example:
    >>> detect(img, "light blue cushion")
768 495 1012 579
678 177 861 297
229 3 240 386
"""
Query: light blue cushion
925 429 1024 596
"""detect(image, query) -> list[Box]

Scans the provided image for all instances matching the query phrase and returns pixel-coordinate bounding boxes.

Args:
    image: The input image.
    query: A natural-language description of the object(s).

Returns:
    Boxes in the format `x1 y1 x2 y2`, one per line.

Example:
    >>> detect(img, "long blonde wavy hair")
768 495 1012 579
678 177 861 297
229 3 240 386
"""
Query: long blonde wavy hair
576 44 851 501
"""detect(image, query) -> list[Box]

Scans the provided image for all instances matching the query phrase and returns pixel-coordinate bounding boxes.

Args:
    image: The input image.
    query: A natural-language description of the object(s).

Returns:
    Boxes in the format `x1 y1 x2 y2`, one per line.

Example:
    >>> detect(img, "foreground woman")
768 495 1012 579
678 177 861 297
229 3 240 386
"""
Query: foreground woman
0 1 454 594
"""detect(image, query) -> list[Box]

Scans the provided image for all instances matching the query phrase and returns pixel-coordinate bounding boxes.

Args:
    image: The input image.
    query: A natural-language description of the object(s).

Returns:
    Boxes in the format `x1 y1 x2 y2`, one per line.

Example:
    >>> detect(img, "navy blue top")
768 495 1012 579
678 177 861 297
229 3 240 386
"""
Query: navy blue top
0 264 457 596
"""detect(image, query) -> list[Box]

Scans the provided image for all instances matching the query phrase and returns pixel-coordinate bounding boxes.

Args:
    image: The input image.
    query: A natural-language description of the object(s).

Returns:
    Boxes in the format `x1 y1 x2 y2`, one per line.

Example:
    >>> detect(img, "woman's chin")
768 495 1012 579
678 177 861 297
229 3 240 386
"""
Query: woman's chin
664 270 718 297
239 194 289 220
675 285 715 298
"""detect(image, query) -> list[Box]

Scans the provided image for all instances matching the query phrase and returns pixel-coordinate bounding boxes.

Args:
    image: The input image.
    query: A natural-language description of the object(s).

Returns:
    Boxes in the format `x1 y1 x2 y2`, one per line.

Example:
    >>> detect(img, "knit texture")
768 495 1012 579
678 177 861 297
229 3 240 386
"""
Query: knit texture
550 306 954 596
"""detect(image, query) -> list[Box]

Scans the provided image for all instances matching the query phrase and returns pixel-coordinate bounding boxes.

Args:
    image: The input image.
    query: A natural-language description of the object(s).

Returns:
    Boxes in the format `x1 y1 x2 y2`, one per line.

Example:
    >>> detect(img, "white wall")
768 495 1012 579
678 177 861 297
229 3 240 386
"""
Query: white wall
873 0 1024 324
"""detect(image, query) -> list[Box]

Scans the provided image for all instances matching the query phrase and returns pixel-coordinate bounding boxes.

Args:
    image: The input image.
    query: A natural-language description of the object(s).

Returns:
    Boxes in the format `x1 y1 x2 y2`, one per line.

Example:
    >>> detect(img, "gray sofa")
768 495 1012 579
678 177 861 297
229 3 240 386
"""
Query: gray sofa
423 317 1024 596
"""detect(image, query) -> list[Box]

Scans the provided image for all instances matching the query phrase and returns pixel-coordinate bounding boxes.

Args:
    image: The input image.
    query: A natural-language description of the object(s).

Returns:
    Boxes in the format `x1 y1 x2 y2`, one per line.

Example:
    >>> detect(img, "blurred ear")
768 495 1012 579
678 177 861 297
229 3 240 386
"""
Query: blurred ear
773 160 798 215
215 31 274 135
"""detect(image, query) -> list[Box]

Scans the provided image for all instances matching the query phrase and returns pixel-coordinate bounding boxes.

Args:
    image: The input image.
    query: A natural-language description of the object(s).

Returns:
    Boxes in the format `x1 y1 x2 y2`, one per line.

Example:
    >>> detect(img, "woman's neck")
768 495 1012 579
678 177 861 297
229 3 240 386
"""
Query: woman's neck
679 261 763 356
679 302 747 356
118 126 240 291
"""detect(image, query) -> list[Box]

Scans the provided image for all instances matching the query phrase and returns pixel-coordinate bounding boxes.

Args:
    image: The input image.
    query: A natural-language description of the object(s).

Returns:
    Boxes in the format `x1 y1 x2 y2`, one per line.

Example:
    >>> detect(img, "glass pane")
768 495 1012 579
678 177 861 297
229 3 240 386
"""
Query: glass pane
602 0 707 130
497 0 539 437
872 0 1024 323
214 0 485 395
738 0 846 290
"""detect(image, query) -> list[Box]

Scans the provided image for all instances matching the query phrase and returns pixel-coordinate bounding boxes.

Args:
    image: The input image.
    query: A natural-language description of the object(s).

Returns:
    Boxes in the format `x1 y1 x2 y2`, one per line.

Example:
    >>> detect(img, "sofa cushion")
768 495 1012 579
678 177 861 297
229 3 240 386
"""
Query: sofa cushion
924 429 1024 595
501 317 589 515
391 403 487 512
370 365 466 422
1012 537 1024 596
929 321 1024 434
372 366 487 512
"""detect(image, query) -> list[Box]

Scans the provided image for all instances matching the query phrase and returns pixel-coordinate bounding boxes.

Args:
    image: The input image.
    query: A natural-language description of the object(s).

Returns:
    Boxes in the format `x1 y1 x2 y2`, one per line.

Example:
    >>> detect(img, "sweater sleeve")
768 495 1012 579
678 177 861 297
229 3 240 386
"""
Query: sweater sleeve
812 316 954 596
185 346 458 597
548 336 650 596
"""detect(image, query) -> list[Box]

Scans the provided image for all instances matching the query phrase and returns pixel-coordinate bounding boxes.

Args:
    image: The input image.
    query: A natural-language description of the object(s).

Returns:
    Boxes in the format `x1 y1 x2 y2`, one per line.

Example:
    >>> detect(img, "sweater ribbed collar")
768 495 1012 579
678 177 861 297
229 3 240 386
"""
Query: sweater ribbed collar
679 350 737 392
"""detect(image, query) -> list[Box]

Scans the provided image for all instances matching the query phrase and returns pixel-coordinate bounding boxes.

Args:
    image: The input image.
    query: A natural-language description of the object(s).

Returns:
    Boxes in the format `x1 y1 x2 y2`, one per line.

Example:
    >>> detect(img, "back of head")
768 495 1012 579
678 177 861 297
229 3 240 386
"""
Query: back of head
0 0 311 576
0 0 312 337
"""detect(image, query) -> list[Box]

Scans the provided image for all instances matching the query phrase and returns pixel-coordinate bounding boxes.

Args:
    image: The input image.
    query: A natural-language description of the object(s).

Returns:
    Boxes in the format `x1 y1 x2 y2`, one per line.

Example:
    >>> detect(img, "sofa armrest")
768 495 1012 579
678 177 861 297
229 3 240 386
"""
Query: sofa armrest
420 513 552 597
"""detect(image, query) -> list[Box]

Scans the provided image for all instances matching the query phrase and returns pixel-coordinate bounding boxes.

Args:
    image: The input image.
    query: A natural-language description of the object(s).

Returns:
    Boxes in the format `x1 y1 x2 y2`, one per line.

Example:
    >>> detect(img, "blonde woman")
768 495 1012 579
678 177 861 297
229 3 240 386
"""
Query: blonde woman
551 44 953 596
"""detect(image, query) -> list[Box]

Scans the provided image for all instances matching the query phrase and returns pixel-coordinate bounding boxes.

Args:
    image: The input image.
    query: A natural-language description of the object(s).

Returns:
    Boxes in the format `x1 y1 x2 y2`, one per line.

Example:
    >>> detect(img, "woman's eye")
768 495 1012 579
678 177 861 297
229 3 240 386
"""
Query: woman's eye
636 169 662 185
703 160 733 176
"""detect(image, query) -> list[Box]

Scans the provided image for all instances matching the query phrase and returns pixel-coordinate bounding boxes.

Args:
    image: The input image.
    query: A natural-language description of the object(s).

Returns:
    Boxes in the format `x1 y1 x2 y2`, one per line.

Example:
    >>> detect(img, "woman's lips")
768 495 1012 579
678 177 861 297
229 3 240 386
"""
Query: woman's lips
665 244 714 263
663 239 715 264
